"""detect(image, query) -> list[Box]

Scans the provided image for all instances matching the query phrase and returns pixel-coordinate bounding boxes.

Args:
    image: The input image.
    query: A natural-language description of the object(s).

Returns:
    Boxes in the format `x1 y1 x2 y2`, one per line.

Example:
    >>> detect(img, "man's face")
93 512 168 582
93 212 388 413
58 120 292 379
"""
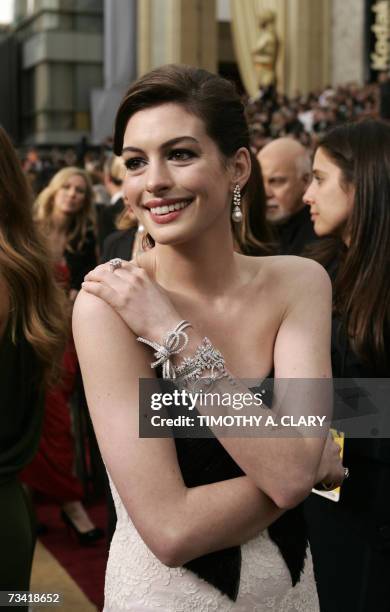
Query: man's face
258 150 308 223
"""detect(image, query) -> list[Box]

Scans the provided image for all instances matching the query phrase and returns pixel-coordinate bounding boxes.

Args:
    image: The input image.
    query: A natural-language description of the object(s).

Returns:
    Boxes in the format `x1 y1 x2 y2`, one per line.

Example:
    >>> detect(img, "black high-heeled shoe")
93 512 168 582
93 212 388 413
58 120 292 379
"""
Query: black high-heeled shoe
60 509 104 545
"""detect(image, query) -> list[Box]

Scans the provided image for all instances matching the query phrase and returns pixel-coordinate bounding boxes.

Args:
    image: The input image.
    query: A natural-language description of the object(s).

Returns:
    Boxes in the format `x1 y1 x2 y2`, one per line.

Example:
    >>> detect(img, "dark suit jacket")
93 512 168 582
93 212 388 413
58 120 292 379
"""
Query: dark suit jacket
96 198 125 252
64 226 97 290
100 228 137 264
275 205 318 255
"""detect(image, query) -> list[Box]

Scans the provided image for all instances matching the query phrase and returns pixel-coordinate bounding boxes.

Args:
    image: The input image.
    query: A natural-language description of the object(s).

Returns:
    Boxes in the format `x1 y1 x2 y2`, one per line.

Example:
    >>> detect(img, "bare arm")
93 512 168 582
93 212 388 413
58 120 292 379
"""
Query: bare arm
73 291 283 566
169 259 336 509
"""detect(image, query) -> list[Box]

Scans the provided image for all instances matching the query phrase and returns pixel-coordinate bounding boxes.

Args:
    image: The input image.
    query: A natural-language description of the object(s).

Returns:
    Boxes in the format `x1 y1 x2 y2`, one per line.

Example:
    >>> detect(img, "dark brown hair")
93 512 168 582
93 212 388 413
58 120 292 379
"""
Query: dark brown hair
0 127 68 386
114 64 273 255
307 119 390 372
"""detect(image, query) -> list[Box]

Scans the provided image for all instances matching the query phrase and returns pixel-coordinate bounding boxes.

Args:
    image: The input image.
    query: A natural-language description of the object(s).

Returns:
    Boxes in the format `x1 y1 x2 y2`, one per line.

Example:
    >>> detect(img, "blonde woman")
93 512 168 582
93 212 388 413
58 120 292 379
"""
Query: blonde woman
0 127 67 599
34 166 97 298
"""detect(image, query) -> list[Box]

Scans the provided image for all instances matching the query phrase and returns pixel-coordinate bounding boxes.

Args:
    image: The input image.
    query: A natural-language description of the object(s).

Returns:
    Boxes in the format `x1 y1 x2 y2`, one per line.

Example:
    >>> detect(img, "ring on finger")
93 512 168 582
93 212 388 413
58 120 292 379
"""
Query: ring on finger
109 258 123 273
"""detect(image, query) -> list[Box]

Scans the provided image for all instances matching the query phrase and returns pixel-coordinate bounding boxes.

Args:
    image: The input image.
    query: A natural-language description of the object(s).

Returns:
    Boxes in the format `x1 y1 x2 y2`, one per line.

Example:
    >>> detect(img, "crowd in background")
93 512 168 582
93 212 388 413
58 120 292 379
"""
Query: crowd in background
20 79 381 201
245 80 379 151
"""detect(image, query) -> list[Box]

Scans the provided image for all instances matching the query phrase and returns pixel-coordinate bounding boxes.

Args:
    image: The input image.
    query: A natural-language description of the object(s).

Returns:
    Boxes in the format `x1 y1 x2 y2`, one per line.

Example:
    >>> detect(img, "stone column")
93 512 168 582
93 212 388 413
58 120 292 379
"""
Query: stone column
284 0 331 96
332 0 365 85
137 0 217 75
91 0 137 144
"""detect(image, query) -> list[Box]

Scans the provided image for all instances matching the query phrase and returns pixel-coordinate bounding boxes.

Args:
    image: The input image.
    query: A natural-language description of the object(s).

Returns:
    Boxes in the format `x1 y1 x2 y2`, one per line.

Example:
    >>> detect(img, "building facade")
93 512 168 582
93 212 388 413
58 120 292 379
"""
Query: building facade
0 0 386 146
12 0 104 145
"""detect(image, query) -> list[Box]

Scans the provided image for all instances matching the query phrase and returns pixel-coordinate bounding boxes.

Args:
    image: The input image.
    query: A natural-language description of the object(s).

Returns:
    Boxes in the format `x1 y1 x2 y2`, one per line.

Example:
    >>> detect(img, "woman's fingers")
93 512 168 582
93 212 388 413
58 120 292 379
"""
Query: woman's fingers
82 261 150 314
81 279 120 306
84 261 138 283
82 254 180 340
84 254 154 286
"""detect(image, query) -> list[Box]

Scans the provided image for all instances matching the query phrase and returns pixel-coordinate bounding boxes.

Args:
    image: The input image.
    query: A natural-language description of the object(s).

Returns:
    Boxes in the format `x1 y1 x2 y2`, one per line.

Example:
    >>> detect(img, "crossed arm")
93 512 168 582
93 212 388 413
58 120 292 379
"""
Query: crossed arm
73 257 341 566
73 293 284 565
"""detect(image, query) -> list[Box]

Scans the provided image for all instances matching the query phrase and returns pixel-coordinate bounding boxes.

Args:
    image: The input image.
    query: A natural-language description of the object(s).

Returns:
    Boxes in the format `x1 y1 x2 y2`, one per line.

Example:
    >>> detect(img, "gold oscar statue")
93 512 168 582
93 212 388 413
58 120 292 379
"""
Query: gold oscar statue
252 9 279 89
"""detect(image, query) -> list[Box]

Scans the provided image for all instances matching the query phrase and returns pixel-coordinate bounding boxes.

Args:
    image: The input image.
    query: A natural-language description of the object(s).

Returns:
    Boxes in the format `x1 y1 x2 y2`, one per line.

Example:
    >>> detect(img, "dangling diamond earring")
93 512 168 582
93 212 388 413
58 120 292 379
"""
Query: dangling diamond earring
232 183 242 222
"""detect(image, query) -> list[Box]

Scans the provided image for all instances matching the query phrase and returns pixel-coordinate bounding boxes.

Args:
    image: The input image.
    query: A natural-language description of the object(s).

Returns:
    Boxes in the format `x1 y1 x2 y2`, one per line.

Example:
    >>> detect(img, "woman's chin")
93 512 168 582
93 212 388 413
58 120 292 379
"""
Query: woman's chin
312 220 328 237
148 226 197 247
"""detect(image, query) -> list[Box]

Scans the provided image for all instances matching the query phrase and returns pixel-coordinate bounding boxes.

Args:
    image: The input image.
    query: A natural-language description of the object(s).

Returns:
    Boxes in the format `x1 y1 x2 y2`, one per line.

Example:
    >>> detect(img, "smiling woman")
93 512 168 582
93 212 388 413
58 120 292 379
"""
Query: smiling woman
73 64 345 611
115 67 273 256
122 131 200 227
121 103 245 245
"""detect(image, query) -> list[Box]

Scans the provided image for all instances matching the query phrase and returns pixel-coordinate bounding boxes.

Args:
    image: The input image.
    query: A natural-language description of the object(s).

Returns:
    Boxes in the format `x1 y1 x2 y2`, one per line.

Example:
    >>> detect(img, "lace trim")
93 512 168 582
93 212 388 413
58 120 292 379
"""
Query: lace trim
104 478 319 611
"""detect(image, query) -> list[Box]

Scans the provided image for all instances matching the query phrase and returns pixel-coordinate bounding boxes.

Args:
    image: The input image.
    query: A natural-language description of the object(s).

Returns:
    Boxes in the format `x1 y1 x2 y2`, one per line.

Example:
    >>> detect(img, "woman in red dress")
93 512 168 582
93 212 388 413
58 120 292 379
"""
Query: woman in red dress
21 167 103 544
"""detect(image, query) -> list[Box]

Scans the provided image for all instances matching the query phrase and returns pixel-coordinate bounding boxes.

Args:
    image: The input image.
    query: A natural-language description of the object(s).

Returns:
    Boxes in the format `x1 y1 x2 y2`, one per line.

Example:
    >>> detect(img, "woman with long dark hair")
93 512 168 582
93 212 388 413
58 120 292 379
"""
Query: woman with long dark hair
303 119 390 612
74 65 344 610
0 127 67 600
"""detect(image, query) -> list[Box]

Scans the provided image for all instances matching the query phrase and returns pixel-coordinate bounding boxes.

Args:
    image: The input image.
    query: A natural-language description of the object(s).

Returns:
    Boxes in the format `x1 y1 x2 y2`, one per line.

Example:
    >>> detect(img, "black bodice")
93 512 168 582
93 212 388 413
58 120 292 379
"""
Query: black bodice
167 375 308 601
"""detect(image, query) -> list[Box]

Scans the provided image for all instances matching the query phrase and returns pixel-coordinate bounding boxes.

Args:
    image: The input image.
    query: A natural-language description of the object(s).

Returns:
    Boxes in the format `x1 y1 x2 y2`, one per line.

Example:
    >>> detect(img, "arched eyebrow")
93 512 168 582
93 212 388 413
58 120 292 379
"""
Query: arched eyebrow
312 168 327 178
122 136 199 155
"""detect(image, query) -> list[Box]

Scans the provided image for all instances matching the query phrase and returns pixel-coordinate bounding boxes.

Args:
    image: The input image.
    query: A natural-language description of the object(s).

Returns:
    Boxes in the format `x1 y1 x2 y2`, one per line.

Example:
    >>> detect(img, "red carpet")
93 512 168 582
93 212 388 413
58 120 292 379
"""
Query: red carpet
36 499 108 610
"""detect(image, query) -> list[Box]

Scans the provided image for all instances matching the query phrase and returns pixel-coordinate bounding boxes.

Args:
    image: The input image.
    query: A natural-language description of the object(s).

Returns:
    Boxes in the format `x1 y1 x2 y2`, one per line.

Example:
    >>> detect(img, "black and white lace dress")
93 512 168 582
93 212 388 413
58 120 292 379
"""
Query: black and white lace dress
103 426 319 612
104 476 318 611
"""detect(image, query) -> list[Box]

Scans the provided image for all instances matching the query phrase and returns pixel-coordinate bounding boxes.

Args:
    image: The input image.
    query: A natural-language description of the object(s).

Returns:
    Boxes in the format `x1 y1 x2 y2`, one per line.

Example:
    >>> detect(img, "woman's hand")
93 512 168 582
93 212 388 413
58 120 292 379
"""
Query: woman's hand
315 432 345 489
82 258 182 342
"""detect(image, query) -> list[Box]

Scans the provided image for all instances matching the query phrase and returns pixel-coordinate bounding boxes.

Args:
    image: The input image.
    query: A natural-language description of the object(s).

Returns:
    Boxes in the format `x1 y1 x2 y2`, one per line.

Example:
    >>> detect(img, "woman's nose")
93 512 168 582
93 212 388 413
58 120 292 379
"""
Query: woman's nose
303 181 314 206
145 161 173 194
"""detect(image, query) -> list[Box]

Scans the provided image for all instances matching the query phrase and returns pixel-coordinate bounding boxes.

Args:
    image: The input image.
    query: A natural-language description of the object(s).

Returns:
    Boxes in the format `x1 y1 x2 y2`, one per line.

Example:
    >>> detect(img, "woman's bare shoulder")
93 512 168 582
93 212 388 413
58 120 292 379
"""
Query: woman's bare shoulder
240 255 331 317
72 288 125 334
247 253 325 274
72 289 141 377
74 287 109 314
246 255 330 290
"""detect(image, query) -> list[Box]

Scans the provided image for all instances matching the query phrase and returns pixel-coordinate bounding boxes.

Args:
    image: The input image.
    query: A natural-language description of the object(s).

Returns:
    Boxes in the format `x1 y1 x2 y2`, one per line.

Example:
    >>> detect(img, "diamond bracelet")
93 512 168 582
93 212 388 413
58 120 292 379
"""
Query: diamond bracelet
137 320 192 379
174 337 230 389
138 324 234 389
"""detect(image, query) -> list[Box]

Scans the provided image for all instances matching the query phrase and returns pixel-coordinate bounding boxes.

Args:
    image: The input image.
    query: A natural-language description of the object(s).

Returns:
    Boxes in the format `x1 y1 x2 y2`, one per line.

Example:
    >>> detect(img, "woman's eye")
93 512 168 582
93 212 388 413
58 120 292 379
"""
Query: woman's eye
124 158 145 171
169 149 195 161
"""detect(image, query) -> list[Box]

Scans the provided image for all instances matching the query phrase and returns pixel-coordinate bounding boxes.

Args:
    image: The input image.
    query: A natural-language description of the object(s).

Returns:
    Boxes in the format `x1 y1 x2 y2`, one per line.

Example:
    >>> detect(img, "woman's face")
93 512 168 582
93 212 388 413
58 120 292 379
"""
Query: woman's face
303 147 354 240
53 174 88 216
121 103 235 246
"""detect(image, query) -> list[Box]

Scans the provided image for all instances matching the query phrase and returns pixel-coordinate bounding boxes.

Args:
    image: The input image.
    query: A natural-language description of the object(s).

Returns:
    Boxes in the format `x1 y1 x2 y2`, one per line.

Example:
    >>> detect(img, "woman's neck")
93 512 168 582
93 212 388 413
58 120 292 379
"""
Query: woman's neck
153 230 241 298
51 211 71 233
